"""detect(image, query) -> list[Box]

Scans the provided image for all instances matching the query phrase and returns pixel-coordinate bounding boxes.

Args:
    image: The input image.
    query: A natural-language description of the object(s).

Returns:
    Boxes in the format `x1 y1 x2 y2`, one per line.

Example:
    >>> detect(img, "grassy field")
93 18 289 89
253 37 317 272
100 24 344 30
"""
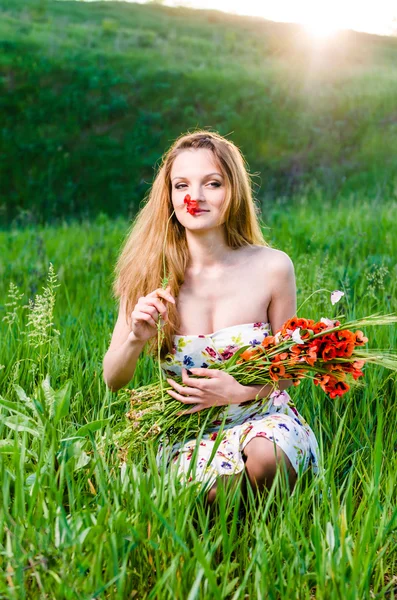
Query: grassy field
0 197 396 598
1 0 397 224
1 0 397 596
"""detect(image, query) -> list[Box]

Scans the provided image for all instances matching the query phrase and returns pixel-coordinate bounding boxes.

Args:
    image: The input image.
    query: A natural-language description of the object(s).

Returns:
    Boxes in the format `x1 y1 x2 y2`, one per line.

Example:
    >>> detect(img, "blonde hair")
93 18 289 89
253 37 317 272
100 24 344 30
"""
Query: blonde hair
113 129 269 360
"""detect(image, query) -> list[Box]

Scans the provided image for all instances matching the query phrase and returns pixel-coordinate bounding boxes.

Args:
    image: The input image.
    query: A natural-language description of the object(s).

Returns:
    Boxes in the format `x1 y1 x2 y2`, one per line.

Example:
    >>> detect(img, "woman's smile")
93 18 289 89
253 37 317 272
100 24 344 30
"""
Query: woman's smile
191 208 210 215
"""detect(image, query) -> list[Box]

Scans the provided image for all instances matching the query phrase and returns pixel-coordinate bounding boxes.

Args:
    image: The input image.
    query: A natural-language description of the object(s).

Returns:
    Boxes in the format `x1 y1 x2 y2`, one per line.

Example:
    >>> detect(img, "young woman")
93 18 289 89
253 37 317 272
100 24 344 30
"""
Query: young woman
103 130 319 504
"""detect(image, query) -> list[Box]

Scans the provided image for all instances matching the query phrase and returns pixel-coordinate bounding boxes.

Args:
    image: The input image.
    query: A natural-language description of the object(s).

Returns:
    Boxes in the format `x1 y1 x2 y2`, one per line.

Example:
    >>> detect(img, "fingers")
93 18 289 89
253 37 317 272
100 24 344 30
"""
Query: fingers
148 286 176 305
133 310 157 328
132 286 176 327
136 297 168 323
166 379 204 401
186 367 219 377
168 390 202 404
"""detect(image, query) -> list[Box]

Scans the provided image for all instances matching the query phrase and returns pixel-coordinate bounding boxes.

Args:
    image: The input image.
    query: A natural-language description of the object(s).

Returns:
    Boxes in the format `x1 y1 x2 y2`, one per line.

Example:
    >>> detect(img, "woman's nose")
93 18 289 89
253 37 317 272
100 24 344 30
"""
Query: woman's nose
190 185 205 200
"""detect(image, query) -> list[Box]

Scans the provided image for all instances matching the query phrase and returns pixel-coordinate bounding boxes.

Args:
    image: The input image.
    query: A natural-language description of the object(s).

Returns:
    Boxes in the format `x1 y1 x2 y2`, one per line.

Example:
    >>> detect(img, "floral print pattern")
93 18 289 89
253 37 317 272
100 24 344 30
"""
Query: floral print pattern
157 322 320 488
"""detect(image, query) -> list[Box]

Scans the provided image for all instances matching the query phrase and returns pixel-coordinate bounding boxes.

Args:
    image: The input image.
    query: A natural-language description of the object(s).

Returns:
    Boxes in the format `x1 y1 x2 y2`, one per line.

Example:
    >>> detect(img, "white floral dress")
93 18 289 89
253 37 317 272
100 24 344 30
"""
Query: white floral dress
156 322 320 490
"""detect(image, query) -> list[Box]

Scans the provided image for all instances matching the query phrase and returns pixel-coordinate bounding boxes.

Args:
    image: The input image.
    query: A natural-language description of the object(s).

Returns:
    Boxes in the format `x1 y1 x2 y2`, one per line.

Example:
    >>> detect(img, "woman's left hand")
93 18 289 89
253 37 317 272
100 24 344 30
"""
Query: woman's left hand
166 367 246 415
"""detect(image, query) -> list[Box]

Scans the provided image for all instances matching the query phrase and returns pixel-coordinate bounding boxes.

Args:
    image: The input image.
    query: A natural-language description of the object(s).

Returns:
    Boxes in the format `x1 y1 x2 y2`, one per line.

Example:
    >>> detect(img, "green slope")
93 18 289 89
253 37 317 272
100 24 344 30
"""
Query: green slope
1 0 397 224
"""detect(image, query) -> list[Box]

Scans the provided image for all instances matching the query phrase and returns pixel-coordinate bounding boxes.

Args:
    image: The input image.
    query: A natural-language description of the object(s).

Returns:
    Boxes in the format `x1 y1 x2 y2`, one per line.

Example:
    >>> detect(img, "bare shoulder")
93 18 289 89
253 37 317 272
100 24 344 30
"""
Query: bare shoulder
255 246 295 275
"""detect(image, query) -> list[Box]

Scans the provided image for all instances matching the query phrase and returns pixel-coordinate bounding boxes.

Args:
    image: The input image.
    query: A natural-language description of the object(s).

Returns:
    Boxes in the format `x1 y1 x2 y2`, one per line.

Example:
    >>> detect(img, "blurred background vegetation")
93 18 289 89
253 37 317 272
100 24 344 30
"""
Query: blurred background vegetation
1 0 397 226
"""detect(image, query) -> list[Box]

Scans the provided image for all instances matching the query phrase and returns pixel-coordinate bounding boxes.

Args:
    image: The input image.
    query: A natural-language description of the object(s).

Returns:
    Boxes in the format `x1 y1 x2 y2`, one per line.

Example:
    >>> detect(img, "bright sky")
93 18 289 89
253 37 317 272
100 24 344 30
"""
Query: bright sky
142 0 397 37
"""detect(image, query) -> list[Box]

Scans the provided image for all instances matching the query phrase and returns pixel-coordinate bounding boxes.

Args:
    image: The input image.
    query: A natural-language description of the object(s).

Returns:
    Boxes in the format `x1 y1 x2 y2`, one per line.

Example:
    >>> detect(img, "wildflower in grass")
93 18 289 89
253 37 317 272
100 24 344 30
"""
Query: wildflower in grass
330 290 344 305
2 281 24 327
23 263 60 349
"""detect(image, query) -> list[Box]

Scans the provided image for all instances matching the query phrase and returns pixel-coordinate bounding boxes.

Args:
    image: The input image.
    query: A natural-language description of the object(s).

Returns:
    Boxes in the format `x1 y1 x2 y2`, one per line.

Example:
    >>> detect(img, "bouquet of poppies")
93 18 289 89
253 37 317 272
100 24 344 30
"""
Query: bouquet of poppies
113 311 397 453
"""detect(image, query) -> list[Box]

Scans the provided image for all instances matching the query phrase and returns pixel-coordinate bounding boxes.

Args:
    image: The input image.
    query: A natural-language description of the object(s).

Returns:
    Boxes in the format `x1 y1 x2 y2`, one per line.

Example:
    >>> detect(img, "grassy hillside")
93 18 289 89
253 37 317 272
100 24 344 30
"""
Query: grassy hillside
0 199 396 596
1 0 397 225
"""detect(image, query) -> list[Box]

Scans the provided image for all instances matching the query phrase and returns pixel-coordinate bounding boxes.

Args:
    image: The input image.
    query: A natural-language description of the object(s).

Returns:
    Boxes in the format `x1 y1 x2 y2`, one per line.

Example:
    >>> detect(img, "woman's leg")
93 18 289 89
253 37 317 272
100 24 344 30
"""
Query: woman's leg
206 470 245 506
206 440 296 506
242 435 297 494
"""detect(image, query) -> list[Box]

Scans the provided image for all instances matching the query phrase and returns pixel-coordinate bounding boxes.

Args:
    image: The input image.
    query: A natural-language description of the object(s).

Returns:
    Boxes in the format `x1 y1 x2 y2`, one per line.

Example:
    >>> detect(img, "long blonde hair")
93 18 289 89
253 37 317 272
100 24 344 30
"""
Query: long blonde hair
113 129 269 360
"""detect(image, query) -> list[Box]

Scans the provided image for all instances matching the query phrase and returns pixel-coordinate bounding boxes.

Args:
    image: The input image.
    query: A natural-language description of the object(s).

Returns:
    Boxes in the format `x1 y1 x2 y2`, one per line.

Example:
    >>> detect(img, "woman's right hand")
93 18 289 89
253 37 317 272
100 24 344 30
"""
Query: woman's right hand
129 285 176 343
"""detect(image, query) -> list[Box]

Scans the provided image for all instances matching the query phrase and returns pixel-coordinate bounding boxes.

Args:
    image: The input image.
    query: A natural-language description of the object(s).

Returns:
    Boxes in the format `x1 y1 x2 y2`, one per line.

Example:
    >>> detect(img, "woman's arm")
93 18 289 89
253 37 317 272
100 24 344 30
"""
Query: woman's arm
103 296 146 392
267 249 297 335
238 249 297 403
103 333 146 392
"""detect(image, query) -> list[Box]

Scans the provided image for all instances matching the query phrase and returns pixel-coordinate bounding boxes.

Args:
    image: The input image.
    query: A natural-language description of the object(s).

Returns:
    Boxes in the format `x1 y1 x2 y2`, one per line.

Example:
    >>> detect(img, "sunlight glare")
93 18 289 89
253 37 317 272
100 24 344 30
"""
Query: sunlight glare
163 0 396 38
303 20 341 39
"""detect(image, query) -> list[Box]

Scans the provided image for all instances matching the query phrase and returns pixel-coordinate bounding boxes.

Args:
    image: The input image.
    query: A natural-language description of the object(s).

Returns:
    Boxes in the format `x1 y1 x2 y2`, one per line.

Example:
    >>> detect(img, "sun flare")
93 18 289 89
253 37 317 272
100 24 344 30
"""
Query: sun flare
295 4 351 39
302 20 341 39
168 0 396 38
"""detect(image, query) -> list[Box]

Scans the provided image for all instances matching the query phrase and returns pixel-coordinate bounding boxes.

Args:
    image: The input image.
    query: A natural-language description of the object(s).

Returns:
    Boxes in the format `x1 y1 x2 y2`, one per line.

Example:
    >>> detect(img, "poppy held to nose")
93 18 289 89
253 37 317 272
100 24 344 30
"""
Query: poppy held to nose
184 194 200 215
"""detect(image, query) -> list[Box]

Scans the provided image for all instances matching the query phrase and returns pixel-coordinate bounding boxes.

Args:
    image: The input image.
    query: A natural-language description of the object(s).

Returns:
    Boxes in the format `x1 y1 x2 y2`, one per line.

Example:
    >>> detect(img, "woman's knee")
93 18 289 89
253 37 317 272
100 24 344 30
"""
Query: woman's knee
206 472 244 505
207 480 218 505
243 436 297 490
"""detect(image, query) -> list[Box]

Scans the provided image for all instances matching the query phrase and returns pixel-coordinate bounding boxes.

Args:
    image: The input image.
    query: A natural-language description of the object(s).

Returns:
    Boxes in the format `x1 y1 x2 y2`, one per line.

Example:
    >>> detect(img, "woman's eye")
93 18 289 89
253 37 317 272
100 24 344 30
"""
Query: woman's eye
175 182 221 189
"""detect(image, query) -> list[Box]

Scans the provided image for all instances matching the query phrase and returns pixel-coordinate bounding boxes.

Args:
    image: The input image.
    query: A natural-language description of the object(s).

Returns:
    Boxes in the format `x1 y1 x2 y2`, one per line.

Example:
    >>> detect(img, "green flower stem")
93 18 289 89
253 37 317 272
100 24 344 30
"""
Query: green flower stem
296 288 333 314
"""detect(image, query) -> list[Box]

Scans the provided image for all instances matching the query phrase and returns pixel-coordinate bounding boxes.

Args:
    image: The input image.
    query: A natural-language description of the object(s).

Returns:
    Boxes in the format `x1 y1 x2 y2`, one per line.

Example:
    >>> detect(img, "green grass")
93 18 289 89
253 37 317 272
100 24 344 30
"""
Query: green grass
0 196 396 597
1 0 397 224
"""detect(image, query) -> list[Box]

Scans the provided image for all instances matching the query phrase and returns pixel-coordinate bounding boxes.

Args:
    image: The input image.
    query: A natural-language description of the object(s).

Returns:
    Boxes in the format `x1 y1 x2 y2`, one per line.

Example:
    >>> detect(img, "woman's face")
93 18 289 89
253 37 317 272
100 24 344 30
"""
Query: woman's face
170 148 226 229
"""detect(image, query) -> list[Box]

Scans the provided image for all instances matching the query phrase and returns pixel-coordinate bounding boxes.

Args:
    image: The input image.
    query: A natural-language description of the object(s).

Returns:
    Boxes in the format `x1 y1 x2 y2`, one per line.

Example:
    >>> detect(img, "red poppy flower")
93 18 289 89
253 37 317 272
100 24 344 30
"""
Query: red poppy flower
291 370 306 386
324 363 344 373
261 335 276 349
290 344 304 356
334 329 356 344
353 360 365 369
343 362 364 380
321 344 338 361
237 347 263 363
184 194 200 215
271 352 289 362
269 363 286 381
312 322 329 334
303 349 317 366
314 373 331 392
281 317 300 335
296 318 310 329
354 330 368 345
352 368 364 380
327 380 350 399
187 201 200 215
308 340 321 352
335 341 355 358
